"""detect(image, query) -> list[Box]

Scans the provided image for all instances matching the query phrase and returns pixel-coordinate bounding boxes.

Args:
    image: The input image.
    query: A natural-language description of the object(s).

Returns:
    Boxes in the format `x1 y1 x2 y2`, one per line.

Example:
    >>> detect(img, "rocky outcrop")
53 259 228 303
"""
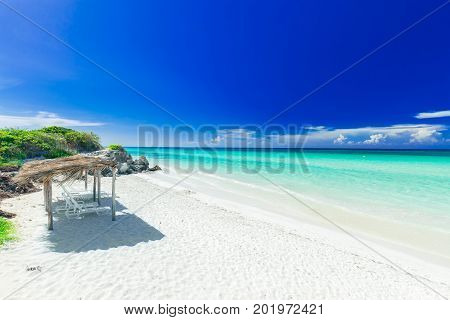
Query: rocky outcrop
0 170 39 201
148 165 162 172
87 148 161 176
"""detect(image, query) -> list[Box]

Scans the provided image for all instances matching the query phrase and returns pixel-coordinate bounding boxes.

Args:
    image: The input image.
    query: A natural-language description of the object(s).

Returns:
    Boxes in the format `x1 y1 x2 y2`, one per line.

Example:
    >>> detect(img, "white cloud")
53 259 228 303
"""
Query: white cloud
270 123 448 147
409 128 441 143
217 128 255 138
211 128 257 143
210 135 223 144
0 111 105 128
310 124 446 142
415 110 450 119
137 123 449 148
333 134 347 144
304 125 327 131
363 133 386 144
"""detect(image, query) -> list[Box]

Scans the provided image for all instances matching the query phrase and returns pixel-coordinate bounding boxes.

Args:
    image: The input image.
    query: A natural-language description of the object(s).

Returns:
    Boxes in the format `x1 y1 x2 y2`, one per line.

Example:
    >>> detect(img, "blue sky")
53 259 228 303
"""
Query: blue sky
0 0 449 148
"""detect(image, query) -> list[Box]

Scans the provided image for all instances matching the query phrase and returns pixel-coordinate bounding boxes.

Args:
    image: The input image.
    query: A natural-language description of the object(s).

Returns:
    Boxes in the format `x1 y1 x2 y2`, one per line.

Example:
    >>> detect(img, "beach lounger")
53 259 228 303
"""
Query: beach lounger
61 184 107 200
56 191 110 219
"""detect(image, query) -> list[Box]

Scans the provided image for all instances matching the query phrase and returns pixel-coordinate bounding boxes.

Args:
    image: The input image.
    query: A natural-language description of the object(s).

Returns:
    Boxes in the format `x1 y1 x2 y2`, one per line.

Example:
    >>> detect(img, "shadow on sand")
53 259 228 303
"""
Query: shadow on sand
48 197 164 253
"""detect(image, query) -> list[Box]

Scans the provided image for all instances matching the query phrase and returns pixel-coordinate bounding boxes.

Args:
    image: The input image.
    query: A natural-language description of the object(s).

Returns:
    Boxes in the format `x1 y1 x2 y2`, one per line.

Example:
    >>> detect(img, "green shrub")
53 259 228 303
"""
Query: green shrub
46 149 73 159
108 144 123 151
0 217 16 246
0 159 21 168
40 126 73 135
0 126 103 165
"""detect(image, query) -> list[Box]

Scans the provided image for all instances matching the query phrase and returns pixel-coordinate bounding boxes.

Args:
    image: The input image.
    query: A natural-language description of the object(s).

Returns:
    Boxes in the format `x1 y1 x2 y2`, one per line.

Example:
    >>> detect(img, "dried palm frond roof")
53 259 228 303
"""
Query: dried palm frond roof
13 154 117 185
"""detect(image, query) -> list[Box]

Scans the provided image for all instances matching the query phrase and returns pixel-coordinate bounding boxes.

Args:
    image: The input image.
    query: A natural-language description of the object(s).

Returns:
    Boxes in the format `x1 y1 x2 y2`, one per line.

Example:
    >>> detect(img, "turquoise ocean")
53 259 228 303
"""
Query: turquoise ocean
126 148 450 237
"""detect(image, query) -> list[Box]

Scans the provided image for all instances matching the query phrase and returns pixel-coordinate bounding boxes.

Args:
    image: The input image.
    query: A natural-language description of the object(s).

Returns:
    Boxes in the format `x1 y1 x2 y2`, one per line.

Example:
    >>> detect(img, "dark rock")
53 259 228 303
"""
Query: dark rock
0 171 40 201
0 209 16 219
89 148 129 164
136 156 149 167
87 148 157 176
130 156 150 172
101 167 113 177
130 164 145 172
118 163 129 174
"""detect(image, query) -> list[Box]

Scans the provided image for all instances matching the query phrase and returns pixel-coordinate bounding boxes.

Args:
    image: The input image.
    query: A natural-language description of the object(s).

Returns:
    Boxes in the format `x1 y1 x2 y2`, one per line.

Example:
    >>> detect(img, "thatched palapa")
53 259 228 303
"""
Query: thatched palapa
13 154 119 231
13 154 117 185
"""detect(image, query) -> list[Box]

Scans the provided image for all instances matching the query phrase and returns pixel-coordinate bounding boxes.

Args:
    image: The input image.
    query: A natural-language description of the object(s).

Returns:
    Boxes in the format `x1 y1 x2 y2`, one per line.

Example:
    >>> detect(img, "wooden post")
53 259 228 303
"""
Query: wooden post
44 181 48 212
93 170 97 201
97 170 101 205
84 170 88 190
48 182 53 230
111 168 116 221
44 180 53 230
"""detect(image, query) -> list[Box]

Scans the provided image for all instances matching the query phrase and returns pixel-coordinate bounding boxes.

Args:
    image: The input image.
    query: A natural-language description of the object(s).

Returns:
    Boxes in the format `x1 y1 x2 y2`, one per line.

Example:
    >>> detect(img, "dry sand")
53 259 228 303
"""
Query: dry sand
1 172 449 299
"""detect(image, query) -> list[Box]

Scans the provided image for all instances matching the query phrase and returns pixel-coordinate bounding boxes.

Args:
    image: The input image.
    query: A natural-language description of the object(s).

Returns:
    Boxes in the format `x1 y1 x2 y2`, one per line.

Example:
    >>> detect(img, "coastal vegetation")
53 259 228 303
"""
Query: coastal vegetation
108 144 123 151
0 126 102 167
0 216 15 245
0 126 102 246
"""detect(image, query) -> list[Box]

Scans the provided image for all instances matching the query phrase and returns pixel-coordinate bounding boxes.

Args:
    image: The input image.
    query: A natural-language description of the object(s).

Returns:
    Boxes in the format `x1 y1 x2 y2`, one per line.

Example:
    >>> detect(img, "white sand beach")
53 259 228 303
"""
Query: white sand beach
1 171 450 299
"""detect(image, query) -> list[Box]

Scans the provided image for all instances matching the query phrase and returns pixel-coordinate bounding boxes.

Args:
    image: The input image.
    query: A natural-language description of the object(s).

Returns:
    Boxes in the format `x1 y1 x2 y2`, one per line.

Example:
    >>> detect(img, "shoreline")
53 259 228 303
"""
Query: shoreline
138 165 450 268
1 172 449 299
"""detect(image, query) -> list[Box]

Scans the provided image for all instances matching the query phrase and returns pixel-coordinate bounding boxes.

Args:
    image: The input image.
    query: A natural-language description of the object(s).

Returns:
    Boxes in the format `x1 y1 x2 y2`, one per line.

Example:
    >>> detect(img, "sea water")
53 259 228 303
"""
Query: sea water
126 148 450 235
